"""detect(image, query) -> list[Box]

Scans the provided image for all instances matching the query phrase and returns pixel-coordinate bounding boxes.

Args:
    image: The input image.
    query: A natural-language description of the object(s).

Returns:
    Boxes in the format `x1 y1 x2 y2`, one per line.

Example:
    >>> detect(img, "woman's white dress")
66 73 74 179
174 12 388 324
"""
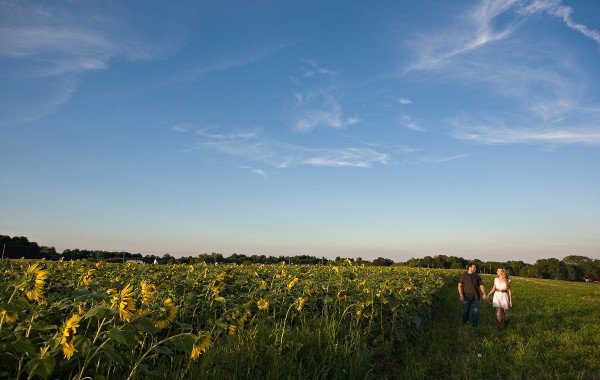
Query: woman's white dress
492 277 510 309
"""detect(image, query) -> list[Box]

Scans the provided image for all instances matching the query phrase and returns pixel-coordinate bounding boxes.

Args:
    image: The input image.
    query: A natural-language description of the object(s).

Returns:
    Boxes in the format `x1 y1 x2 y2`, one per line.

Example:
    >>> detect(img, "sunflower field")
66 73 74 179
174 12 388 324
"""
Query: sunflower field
0 259 459 379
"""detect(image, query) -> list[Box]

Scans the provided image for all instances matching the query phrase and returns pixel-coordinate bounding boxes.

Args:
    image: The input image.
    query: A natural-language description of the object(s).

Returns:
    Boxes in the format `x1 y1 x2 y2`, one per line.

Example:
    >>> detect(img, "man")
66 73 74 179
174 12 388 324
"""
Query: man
458 263 487 327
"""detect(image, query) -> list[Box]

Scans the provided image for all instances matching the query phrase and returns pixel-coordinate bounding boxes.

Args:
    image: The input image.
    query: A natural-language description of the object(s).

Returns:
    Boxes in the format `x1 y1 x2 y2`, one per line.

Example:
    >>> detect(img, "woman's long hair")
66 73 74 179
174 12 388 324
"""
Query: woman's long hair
497 268 510 288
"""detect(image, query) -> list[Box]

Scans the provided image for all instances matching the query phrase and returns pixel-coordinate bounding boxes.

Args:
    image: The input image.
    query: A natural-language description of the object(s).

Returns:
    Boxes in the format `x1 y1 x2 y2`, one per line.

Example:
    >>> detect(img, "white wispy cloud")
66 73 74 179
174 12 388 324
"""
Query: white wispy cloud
403 0 519 73
180 125 389 168
167 40 297 87
413 153 469 164
301 59 337 77
402 0 600 147
302 148 389 168
291 59 361 132
397 98 413 105
396 145 422 154
0 1 158 126
520 0 600 44
451 117 600 146
172 123 193 133
455 126 600 146
294 95 361 132
239 166 269 179
399 114 426 132
403 0 600 76
0 2 155 76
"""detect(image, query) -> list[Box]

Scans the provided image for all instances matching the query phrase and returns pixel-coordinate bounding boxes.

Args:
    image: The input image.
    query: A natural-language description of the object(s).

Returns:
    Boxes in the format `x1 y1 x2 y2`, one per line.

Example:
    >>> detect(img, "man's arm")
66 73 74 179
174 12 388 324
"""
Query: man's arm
458 283 464 301
479 284 487 300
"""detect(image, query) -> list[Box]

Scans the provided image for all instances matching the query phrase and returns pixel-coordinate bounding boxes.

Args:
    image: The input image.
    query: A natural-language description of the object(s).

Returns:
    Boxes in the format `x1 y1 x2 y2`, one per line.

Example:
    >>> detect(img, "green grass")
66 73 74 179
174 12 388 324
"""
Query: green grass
400 275 600 380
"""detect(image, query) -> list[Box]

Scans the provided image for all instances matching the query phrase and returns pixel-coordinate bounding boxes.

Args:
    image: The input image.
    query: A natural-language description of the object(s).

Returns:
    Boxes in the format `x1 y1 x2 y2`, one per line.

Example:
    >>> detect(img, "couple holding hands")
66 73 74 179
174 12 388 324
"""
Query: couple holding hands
458 263 513 330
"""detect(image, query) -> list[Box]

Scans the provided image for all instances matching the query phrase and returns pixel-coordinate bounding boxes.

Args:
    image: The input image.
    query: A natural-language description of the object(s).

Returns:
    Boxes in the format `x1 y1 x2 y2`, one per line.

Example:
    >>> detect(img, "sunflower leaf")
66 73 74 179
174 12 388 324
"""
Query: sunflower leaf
103 343 125 366
155 345 172 355
108 328 129 346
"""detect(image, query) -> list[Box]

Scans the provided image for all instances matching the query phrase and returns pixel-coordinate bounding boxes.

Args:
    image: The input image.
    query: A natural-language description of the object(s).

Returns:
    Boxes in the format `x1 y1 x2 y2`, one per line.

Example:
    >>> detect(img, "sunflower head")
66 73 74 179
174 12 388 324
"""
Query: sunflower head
257 298 269 311
190 332 212 361
154 298 178 329
140 280 155 305
227 324 237 335
1 309 18 324
296 297 308 312
112 284 136 322
21 263 49 302
60 314 81 360
287 277 299 290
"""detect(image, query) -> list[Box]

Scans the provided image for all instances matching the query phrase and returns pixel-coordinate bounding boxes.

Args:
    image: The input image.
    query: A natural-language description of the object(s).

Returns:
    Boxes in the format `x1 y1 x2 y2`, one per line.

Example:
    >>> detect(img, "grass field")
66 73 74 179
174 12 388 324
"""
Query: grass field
401 275 600 380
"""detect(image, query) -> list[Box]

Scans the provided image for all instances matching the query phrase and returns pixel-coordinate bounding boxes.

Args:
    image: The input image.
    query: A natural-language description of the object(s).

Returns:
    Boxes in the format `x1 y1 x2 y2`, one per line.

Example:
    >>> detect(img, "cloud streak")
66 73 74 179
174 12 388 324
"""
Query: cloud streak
0 2 155 76
403 0 518 74
454 124 600 146
404 0 599 75
399 114 425 132
178 125 390 168
520 0 600 44
0 1 159 126
294 95 361 131
402 0 600 148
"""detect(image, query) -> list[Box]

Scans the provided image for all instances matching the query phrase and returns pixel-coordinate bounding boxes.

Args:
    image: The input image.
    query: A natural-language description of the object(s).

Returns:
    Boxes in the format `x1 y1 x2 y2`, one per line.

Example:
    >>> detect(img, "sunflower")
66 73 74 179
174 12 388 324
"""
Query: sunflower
1 309 17 324
154 298 178 329
337 290 347 300
77 302 88 316
190 331 212 361
287 277 299 290
210 274 226 296
238 309 252 325
20 263 49 302
296 297 308 312
140 280 155 305
257 298 269 311
60 314 80 360
227 324 237 335
113 284 136 322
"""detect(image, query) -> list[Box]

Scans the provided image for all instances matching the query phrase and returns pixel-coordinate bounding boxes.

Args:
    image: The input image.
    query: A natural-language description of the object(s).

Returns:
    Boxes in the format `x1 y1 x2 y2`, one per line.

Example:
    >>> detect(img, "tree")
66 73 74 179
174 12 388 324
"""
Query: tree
535 258 568 280
39 246 57 259
162 253 176 264
0 235 41 259
563 255 599 280
520 265 542 278
372 257 394 266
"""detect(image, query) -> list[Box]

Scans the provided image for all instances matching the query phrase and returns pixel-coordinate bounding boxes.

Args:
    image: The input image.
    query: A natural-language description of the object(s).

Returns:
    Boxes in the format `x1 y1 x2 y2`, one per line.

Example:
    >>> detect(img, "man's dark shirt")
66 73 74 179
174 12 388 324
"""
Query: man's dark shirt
458 272 483 300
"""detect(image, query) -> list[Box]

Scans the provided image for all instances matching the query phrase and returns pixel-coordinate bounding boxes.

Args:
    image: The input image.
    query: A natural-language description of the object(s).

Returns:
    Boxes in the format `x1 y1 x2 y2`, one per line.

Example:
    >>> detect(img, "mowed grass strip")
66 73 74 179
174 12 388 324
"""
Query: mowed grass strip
400 275 600 380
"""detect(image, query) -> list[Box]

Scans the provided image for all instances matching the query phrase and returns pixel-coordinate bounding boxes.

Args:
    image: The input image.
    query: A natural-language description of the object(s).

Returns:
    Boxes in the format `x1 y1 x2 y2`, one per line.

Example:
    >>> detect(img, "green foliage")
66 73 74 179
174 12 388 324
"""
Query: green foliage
0 259 458 379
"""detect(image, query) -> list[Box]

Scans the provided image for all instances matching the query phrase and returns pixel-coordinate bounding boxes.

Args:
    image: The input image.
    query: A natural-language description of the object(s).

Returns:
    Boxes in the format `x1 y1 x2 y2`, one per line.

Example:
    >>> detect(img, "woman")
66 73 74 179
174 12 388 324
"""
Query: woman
487 268 512 330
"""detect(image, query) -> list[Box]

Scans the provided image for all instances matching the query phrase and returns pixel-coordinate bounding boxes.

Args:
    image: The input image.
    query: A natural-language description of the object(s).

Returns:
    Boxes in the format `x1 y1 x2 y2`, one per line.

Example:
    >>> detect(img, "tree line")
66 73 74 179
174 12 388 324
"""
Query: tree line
405 254 600 282
1 235 598 281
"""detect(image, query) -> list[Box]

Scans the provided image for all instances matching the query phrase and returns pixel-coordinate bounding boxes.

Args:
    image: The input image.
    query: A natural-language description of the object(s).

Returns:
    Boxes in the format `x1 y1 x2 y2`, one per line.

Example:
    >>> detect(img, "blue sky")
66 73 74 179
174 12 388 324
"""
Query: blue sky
1 0 599 263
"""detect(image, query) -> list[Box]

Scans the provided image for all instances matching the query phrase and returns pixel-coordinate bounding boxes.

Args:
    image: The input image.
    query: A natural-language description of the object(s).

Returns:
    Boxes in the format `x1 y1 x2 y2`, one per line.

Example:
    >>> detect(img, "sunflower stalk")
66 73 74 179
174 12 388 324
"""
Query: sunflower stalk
278 301 296 350
74 336 112 380
126 332 194 380
92 317 107 344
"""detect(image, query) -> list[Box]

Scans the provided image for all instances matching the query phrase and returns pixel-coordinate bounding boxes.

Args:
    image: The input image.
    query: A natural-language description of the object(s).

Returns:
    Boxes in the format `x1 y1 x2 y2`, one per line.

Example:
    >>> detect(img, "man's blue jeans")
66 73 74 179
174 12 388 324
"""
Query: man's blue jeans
462 299 480 327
